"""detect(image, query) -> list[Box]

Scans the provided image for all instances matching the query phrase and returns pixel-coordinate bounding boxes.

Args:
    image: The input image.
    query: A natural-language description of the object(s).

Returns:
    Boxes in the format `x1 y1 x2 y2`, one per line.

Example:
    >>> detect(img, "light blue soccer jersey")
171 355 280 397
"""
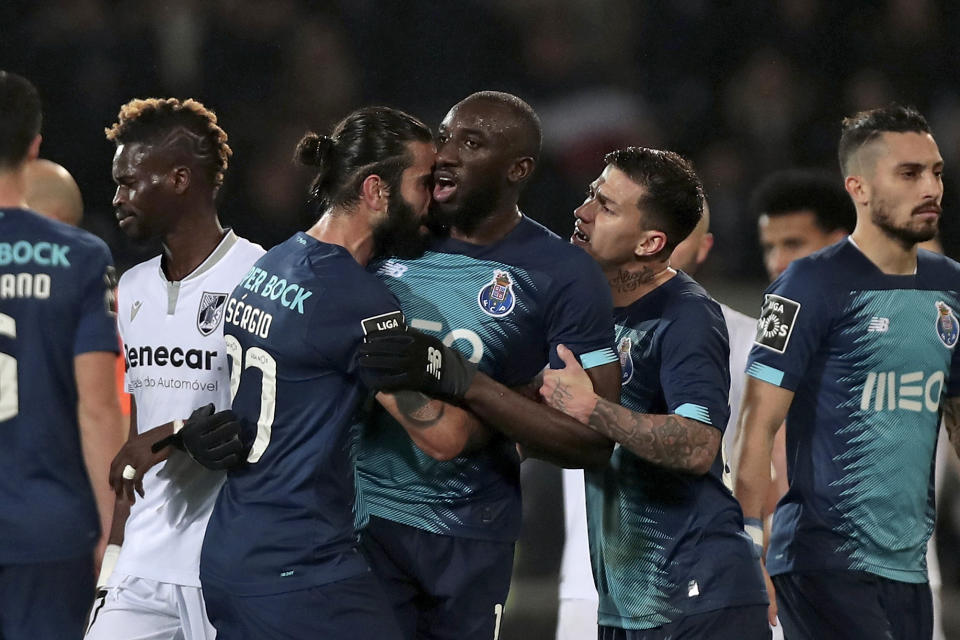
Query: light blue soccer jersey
587 272 767 630
747 239 960 583
356 216 617 542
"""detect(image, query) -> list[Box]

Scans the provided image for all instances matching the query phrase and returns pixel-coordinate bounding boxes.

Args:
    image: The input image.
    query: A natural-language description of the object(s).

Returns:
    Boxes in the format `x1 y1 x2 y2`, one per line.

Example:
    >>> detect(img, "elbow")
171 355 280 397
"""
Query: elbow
687 456 714 476
414 436 468 462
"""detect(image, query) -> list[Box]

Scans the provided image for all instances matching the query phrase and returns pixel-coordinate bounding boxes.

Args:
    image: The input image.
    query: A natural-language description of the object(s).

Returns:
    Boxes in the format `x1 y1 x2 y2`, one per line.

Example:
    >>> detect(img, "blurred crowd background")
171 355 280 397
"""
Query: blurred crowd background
5 0 960 637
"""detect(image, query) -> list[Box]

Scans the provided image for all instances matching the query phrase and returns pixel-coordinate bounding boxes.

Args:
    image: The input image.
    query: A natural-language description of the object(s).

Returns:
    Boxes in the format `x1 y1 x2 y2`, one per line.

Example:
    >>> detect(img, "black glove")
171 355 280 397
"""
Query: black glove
357 330 477 399
151 403 246 470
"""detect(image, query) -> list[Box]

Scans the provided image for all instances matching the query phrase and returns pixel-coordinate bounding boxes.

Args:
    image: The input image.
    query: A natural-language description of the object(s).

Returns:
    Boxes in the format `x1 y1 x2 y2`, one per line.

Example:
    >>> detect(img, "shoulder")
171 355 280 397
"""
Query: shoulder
118 256 161 290
720 303 756 329
919 249 960 282
230 235 267 262
666 275 725 324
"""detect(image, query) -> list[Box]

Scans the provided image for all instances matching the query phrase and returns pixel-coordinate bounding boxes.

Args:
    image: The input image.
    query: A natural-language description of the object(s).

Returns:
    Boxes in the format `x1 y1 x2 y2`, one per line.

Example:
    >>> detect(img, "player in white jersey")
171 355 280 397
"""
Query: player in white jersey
85 98 263 640
555 200 758 639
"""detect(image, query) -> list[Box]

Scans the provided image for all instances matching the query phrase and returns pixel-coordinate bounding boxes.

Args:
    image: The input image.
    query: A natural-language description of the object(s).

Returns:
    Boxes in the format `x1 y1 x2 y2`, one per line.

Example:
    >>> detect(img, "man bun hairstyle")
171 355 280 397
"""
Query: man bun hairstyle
605 147 704 256
838 103 931 176
0 70 42 169
105 97 232 188
297 106 432 212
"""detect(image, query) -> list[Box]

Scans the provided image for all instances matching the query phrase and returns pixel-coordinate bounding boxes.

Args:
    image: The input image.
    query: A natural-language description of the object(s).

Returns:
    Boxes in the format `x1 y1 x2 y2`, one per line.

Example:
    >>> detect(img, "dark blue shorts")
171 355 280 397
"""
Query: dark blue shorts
598 604 770 640
0 555 94 640
203 570 402 640
360 515 515 640
772 570 932 640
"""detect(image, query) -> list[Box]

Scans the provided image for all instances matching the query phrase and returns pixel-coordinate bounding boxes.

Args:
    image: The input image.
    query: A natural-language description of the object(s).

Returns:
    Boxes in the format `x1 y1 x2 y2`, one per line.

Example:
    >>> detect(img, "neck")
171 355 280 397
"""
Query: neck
449 203 522 246
307 206 377 266
849 216 918 275
160 203 225 281
605 260 676 306
0 168 28 209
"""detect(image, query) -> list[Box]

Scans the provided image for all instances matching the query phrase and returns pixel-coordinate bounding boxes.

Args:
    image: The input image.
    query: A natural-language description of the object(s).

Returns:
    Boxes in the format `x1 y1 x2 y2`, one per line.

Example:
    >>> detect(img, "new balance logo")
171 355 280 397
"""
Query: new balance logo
426 346 442 380
860 370 944 413
867 317 889 332
378 260 408 278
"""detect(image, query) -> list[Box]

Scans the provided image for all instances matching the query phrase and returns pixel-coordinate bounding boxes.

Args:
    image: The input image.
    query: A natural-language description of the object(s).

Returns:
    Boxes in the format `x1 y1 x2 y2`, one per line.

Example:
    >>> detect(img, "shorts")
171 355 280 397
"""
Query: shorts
361 515 514 640
598 605 770 640
0 555 94 640
202 570 402 640
772 570 932 640
85 574 214 640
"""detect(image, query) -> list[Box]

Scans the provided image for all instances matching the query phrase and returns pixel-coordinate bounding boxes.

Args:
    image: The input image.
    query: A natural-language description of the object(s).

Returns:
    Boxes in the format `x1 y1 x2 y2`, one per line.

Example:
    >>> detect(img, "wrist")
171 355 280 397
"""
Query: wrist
97 543 121 590
743 516 764 559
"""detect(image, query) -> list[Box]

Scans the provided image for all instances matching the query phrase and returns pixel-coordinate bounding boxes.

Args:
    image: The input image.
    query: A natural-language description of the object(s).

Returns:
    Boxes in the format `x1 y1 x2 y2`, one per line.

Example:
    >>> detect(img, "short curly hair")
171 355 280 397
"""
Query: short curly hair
105 98 231 188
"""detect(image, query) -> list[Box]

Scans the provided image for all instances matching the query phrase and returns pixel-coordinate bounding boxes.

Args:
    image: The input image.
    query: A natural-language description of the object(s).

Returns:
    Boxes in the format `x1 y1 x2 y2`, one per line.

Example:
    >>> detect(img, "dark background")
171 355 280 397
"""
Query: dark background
5 1 960 636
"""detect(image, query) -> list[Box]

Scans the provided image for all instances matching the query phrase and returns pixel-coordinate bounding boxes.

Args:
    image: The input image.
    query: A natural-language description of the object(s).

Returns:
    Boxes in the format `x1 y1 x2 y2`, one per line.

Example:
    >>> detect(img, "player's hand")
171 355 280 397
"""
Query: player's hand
109 424 173 502
151 403 246 471
539 344 598 424
357 330 477 399
763 563 778 627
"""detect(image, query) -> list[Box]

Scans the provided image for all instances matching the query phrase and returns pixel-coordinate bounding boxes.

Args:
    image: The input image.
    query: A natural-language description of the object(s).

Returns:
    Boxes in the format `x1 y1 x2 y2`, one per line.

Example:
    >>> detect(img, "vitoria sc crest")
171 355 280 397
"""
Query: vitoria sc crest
197 292 229 336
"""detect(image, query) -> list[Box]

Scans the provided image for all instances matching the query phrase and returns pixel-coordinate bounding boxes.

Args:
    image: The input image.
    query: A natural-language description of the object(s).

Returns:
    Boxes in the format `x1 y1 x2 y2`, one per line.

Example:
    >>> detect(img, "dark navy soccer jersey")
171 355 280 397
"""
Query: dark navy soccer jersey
0 208 118 563
357 215 617 542
200 232 403 596
586 271 767 630
747 239 960 584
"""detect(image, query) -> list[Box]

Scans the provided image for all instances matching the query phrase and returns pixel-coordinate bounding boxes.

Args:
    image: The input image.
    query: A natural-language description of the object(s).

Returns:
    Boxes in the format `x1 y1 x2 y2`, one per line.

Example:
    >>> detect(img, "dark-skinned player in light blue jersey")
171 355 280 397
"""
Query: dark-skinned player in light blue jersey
355 92 620 640
0 70 126 639
735 104 960 640
535 148 769 639
195 107 442 639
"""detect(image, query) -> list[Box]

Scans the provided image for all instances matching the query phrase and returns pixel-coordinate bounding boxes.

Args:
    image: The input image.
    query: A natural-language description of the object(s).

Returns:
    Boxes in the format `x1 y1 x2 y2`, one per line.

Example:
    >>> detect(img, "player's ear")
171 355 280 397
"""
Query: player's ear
360 174 388 211
697 232 714 265
845 174 868 207
171 166 191 195
26 134 41 162
507 157 535 185
634 230 667 258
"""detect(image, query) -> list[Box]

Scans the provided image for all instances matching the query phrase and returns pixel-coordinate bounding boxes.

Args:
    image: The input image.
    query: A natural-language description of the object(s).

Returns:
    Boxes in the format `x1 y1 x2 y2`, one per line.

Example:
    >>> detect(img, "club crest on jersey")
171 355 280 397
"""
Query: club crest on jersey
618 336 634 384
197 292 229 336
478 269 517 318
935 301 959 348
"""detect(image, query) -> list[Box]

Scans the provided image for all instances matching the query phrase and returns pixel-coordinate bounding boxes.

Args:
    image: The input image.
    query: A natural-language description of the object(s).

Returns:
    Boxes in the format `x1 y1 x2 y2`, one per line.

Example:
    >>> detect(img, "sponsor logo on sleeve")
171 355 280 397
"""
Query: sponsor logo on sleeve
361 310 406 336
197 292 229 336
754 294 800 353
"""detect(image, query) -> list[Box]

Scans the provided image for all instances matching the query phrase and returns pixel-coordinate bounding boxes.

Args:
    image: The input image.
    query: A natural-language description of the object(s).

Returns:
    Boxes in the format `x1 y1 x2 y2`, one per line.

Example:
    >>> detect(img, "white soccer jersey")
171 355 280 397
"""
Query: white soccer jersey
111 231 263 587
557 302 757 610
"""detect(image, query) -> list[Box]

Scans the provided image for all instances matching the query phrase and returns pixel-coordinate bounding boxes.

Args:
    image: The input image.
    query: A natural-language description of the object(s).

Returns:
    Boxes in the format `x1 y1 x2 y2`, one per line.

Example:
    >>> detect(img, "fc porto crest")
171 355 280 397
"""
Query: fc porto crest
478 270 517 318
935 300 959 348
618 336 634 385
197 292 229 336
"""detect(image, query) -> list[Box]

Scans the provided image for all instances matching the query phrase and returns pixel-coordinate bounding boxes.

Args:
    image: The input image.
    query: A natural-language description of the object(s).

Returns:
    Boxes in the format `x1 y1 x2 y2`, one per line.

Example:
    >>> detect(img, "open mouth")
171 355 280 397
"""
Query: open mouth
572 219 590 244
433 172 458 203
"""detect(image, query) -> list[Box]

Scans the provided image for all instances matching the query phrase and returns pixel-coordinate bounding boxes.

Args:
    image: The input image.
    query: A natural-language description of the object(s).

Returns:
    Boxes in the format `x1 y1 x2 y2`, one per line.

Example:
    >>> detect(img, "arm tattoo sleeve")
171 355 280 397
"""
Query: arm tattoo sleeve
587 398 720 474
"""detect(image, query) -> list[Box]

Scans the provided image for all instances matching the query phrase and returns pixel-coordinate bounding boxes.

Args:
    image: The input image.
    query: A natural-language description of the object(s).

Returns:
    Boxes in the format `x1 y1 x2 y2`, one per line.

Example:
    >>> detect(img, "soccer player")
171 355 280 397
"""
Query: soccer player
735 104 960 640
85 98 264 640
751 169 855 281
24 158 84 226
556 199 762 639
355 91 620 639
0 70 126 639
198 106 436 638
538 147 769 638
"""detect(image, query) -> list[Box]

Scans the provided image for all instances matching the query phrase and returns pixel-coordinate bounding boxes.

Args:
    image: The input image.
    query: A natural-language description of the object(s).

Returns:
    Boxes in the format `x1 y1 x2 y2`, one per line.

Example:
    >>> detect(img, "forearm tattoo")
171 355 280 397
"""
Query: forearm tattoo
588 398 718 472
395 392 445 428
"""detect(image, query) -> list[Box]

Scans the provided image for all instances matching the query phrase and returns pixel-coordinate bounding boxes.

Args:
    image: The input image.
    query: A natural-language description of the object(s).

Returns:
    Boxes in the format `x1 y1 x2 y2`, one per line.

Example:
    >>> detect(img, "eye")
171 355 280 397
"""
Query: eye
464 138 480 150
437 133 449 144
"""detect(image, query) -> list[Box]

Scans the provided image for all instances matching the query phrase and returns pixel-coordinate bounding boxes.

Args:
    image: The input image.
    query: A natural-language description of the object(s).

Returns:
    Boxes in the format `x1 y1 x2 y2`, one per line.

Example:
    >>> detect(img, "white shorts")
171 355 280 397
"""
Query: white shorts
556 598 597 640
85 575 215 640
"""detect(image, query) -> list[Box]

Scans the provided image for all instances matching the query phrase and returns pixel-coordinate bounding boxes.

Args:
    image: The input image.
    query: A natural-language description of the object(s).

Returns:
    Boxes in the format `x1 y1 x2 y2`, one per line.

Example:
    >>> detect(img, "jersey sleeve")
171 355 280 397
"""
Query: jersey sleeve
544 255 617 370
745 262 833 391
73 241 119 356
660 298 731 432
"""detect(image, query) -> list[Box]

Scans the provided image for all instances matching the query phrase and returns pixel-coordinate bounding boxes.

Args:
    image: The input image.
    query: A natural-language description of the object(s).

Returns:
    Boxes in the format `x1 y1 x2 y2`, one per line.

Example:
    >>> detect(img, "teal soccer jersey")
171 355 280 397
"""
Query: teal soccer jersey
747 239 960 583
356 216 617 542
587 272 767 630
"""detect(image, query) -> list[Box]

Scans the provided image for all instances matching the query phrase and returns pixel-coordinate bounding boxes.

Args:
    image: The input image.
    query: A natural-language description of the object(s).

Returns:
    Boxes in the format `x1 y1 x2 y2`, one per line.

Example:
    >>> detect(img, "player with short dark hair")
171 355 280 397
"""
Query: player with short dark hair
750 169 855 281
197 106 436 638
354 91 620 639
735 103 959 639
0 70 126 639
538 146 769 639
86 97 264 640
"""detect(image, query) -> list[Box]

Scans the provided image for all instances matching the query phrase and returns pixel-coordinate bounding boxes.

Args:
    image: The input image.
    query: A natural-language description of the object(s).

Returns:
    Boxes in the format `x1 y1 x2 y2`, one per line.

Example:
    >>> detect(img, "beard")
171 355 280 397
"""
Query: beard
425 178 500 236
871 198 939 246
371 189 432 260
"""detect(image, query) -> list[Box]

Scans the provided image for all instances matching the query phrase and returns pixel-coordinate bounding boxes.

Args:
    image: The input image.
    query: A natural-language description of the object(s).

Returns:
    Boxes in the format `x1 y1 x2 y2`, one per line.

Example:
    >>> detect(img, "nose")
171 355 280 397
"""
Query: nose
435 139 458 168
767 249 789 280
112 186 124 208
574 199 596 223
923 171 944 201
